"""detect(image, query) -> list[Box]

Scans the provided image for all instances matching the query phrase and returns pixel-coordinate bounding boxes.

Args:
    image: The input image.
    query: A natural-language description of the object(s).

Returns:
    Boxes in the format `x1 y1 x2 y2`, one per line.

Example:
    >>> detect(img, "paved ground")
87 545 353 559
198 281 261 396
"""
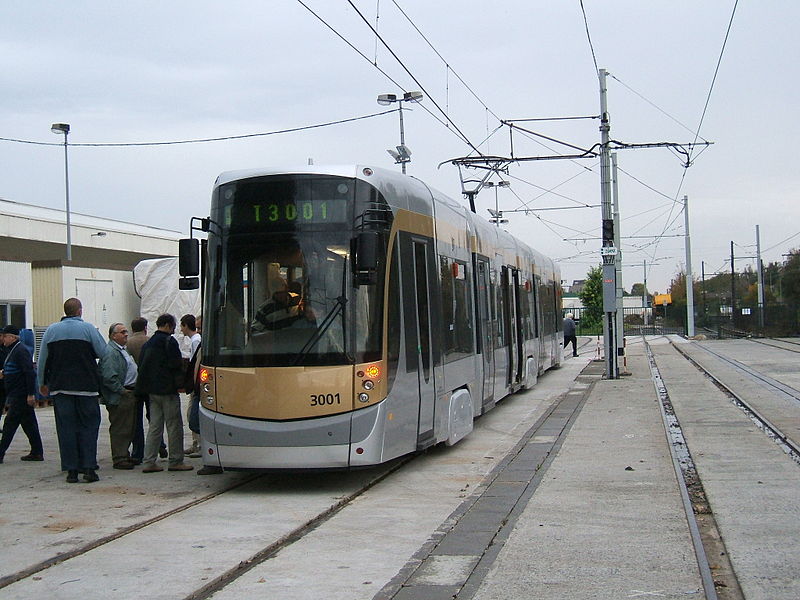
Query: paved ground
1 336 798 599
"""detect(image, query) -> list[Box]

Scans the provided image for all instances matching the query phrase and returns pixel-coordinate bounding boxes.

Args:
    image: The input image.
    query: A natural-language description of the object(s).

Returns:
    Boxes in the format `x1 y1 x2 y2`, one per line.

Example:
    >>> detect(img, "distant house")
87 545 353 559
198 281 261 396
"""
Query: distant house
568 279 586 295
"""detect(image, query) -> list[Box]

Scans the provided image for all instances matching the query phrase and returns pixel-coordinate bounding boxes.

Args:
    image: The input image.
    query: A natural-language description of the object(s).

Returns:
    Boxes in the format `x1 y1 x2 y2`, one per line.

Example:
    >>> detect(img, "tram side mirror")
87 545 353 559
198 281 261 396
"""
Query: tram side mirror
179 238 200 276
354 230 379 286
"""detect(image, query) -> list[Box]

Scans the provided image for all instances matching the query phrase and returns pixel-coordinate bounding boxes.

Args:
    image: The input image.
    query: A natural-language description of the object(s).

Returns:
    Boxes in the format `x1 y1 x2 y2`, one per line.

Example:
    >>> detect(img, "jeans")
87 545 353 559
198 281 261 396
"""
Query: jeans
52 394 101 471
188 391 200 434
143 393 184 466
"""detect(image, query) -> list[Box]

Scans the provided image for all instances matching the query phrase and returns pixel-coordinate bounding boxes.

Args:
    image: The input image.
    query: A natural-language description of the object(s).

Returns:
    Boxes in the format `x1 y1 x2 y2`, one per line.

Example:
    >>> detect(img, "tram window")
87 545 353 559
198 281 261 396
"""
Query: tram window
440 257 474 363
518 281 532 340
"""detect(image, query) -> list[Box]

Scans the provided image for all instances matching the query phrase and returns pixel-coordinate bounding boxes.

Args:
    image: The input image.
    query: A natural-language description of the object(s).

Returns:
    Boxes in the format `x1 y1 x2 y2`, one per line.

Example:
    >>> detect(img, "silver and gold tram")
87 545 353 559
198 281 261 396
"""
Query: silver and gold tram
184 165 562 470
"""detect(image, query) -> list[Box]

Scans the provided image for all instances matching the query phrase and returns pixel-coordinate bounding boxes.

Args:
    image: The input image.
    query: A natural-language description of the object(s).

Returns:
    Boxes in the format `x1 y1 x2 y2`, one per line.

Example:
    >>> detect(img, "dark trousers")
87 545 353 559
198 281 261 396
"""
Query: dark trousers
188 391 200 434
0 400 44 457
53 394 101 471
106 389 137 465
131 395 165 460
131 396 145 461
564 335 578 356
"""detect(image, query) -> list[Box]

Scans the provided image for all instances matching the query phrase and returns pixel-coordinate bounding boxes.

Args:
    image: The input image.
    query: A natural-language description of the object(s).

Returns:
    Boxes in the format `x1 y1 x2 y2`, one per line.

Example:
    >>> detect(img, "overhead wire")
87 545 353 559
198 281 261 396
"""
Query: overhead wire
0 110 398 148
345 0 483 154
389 0 503 124
579 0 600 75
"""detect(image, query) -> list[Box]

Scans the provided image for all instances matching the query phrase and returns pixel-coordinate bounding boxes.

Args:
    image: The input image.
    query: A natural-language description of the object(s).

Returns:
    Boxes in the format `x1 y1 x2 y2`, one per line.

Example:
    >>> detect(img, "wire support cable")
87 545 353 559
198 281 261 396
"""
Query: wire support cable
0 110 397 148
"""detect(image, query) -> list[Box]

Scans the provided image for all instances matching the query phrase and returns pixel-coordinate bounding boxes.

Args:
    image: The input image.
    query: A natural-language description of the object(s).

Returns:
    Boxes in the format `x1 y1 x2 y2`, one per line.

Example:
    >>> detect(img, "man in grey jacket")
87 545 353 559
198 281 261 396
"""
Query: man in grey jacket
99 323 138 470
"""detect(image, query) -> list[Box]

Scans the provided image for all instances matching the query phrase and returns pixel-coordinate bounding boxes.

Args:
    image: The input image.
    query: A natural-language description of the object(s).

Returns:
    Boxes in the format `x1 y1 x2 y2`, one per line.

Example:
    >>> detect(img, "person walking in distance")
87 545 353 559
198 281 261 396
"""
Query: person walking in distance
136 314 193 473
99 323 138 470
38 298 108 483
563 313 578 357
0 325 44 463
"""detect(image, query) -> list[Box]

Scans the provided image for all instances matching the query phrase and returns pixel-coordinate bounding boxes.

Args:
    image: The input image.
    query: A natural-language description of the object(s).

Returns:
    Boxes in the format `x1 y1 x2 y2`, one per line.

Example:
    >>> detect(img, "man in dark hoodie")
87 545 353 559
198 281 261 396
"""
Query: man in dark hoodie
0 325 44 463
136 313 193 473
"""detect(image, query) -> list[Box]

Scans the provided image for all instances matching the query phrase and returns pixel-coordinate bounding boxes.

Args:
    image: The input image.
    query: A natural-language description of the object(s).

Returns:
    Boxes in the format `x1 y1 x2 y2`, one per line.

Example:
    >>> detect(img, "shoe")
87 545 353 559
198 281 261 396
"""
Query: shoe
158 446 168 458
197 465 223 475
573 353 578 357
113 461 135 470
130 458 143 465
167 463 193 472
83 469 100 483
142 464 163 473
184 444 199 455
66 470 80 483
20 454 44 461
187 451 202 458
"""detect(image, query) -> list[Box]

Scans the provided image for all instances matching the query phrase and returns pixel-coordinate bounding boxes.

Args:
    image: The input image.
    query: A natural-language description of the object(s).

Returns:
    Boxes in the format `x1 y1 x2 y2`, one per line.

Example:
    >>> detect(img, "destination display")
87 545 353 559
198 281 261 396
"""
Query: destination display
218 179 352 232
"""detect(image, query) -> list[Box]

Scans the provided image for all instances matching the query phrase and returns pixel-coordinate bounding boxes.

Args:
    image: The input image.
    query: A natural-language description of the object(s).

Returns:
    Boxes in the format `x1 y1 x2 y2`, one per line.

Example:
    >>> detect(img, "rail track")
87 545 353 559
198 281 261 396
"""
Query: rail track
0 354 590 600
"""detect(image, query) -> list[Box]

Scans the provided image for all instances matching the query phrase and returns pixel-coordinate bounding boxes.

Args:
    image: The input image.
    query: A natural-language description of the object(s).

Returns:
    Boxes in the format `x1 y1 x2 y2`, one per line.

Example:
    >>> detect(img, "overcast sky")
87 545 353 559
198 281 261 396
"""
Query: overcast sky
1 1 798 293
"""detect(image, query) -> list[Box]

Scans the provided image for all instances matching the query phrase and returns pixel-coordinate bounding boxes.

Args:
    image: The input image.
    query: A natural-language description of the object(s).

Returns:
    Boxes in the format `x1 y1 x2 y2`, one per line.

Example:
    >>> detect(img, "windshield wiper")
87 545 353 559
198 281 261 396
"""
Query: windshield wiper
293 253 350 366
292 295 347 366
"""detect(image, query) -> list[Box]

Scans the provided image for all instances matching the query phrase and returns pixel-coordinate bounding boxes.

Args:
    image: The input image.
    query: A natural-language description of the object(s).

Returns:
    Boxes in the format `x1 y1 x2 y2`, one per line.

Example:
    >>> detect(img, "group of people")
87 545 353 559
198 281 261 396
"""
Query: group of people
0 297 221 484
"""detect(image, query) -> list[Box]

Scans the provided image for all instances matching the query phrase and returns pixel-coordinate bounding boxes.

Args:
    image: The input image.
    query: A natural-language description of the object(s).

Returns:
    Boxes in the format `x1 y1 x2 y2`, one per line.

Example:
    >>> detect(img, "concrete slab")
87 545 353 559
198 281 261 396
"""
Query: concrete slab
473 343 703 599
652 342 800 600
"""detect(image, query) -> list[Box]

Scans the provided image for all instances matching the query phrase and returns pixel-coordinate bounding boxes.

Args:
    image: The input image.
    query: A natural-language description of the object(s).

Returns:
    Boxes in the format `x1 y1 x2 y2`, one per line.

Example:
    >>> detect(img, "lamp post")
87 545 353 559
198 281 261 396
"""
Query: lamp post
51 123 72 262
377 91 423 174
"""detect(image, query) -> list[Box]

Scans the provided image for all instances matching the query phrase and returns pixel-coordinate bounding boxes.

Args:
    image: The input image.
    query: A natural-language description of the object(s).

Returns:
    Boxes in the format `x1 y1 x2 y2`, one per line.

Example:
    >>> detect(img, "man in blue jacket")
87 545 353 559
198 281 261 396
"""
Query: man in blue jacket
0 325 44 463
38 298 108 483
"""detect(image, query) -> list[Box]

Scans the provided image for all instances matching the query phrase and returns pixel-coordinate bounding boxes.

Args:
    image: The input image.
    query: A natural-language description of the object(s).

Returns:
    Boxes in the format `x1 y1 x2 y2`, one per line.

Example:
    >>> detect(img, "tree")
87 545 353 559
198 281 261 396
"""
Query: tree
783 250 800 305
578 266 603 329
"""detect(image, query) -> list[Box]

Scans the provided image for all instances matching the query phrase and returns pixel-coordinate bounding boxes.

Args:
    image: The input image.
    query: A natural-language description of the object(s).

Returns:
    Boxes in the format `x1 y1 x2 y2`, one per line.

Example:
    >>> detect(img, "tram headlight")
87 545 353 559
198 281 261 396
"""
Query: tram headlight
358 393 370 403
362 380 374 390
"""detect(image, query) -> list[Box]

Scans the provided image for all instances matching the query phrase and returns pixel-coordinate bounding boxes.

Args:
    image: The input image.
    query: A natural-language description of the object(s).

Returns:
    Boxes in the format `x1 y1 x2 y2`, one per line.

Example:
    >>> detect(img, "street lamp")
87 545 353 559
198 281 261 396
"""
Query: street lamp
484 180 510 226
377 91 423 174
51 122 72 262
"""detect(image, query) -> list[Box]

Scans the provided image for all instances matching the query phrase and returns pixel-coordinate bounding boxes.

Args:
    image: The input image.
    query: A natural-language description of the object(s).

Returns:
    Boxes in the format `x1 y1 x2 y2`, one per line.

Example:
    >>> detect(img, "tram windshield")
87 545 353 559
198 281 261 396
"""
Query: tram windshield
203 175 387 368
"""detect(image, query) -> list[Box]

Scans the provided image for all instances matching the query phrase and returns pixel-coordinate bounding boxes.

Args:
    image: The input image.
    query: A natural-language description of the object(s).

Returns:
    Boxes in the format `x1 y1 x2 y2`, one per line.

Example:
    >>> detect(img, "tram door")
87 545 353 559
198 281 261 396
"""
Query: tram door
512 269 524 384
475 258 494 404
410 240 436 446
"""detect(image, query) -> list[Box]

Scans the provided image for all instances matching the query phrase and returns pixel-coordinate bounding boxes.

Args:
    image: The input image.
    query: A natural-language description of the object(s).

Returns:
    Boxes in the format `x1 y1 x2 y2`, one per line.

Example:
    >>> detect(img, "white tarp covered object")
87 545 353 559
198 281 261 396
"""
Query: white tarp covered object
133 257 201 356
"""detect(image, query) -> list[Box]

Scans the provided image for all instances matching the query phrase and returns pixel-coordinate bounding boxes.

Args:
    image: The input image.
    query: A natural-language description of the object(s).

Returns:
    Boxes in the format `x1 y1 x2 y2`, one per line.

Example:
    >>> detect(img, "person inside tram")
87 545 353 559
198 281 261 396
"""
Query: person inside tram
252 284 301 332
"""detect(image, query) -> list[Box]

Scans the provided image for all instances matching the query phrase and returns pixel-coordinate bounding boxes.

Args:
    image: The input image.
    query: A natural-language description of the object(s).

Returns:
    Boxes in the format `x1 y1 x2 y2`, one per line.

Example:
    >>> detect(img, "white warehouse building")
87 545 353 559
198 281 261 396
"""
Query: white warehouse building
0 197 184 341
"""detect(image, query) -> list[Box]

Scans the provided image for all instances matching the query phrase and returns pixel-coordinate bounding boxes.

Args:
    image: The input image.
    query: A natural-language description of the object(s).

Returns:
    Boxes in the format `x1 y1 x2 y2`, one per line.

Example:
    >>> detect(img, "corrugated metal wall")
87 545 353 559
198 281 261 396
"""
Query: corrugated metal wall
31 265 64 327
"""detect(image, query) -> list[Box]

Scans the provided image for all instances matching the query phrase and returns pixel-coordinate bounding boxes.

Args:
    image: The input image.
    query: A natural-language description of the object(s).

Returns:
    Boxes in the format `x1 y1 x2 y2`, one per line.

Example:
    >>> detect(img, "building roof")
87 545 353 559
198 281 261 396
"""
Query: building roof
0 198 183 270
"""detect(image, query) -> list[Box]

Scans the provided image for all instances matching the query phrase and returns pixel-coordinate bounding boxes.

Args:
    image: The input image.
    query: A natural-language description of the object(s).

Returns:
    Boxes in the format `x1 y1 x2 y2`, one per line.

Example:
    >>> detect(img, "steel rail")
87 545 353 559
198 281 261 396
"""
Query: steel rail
643 338 720 600
671 342 800 462
0 472 264 590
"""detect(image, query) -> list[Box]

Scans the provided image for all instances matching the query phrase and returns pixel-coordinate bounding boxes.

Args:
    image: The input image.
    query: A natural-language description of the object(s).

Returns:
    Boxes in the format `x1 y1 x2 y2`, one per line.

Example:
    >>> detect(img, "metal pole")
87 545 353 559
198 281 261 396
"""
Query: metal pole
398 102 406 174
612 153 624 359
756 225 765 330
684 195 695 336
599 68 617 379
62 131 72 262
730 241 735 323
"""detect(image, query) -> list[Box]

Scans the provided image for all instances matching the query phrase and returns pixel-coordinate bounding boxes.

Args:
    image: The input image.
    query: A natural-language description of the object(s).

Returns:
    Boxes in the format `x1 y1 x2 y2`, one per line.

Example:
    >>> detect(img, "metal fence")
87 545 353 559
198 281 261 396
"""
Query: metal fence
564 302 800 339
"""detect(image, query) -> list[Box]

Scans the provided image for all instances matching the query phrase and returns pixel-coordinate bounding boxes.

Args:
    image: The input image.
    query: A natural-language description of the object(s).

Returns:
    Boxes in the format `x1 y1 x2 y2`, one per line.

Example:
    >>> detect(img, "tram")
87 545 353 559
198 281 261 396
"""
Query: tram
180 165 562 470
